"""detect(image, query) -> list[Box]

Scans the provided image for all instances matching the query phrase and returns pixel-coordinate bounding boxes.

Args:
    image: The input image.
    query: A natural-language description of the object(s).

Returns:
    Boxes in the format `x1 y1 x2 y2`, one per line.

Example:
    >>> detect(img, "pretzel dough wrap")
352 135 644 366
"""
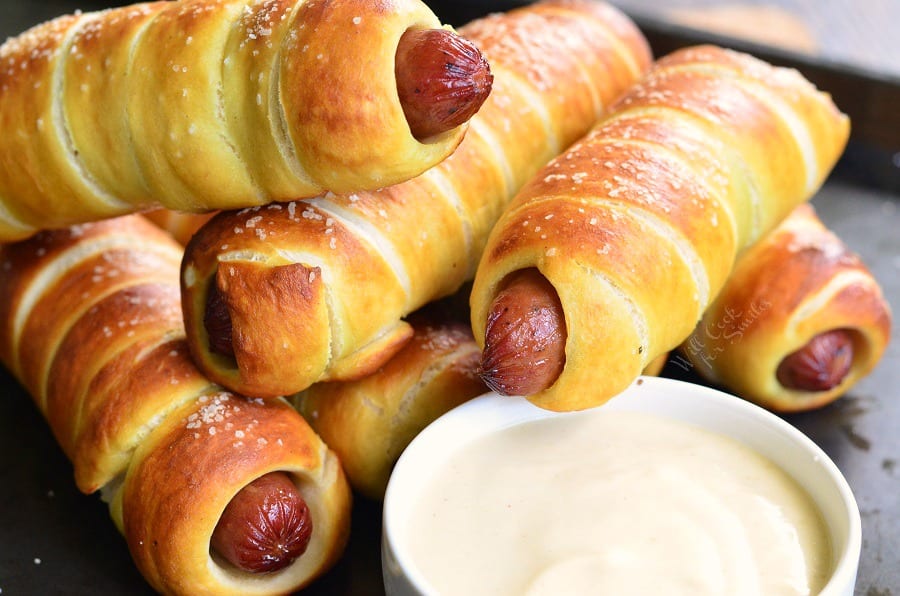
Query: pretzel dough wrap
118 393 350 596
682 204 891 412
470 45 850 411
181 0 653 398
0 215 351 594
0 0 475 240
295 312 486 500
0 216 206 492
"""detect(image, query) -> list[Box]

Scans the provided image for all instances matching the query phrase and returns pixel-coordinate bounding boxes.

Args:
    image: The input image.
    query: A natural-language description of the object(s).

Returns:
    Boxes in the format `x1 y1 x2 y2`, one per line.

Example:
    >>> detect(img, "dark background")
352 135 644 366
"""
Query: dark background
1 1 898 595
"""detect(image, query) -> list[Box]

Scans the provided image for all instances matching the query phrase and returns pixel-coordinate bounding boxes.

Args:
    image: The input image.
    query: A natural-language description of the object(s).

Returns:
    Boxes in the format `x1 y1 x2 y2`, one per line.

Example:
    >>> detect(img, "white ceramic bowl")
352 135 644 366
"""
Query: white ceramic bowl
382 376 860 595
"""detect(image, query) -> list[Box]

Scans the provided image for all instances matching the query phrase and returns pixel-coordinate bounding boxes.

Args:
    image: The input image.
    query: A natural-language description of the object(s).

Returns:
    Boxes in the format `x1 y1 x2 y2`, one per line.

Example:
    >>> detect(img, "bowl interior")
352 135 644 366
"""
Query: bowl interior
382 376 861 595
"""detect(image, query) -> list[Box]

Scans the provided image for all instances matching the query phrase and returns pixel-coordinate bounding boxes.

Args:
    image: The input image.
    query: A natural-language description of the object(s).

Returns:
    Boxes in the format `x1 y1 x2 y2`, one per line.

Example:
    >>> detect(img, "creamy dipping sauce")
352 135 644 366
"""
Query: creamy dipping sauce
406 409 832 595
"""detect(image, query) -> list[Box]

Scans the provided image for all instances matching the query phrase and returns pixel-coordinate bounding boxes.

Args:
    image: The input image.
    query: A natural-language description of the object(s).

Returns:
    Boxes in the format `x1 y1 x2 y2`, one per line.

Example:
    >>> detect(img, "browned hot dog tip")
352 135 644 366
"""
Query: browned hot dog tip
395 28 492 140
480 268 566 396
204 280 234 358
210 472 313 574
775 329 854 392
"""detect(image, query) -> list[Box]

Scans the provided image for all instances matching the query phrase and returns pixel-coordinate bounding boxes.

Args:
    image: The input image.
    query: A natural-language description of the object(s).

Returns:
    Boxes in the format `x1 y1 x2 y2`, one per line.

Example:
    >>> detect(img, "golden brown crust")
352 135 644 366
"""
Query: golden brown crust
182 203 413 397
64 3 170 210
43 283 186 460
646 47 850 217
7 233 183 405
180 0 653 399
1 222 223 496
295 313 485 500
0 217 199 492
470 45 850 411
0 0 466 240
683 204 892 411
0 11 117 237
0 214 352 594
122 393 350 596
73 338 214 493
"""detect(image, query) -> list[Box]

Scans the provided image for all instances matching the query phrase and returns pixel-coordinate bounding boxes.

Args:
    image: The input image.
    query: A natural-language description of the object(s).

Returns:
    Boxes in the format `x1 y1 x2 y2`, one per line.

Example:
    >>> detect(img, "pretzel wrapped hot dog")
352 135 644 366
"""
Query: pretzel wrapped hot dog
0 215 350 595
681 204 891 412
0 0 492 241
181 0 653 398
470 45 850 411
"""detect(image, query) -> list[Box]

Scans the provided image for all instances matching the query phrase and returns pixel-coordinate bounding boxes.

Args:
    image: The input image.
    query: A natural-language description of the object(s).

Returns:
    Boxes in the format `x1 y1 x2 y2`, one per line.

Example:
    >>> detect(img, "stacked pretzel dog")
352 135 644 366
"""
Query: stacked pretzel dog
0 215 351 595
0 0 892 593
471 44 854 411
0 0 492 240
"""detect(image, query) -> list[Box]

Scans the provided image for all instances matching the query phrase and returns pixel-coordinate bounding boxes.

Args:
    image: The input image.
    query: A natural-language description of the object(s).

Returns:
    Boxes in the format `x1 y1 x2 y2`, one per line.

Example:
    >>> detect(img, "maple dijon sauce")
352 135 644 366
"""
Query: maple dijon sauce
406 409 832 595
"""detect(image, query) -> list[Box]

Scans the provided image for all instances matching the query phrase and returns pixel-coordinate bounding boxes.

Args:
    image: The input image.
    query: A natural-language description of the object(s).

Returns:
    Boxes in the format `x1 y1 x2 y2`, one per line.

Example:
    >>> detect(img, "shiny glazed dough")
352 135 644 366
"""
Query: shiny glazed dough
0 0 463 240
0 214 351 595
682 204 891 411
470 45 850 411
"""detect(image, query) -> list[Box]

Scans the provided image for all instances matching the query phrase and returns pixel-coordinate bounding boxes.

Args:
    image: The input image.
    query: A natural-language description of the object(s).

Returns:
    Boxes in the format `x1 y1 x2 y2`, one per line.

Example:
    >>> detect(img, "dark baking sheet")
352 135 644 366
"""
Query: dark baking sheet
1 2 898 594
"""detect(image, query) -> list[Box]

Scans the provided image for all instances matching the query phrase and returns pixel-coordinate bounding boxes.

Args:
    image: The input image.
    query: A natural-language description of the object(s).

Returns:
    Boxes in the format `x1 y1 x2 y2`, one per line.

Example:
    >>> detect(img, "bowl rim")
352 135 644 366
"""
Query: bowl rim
382 375 861 595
